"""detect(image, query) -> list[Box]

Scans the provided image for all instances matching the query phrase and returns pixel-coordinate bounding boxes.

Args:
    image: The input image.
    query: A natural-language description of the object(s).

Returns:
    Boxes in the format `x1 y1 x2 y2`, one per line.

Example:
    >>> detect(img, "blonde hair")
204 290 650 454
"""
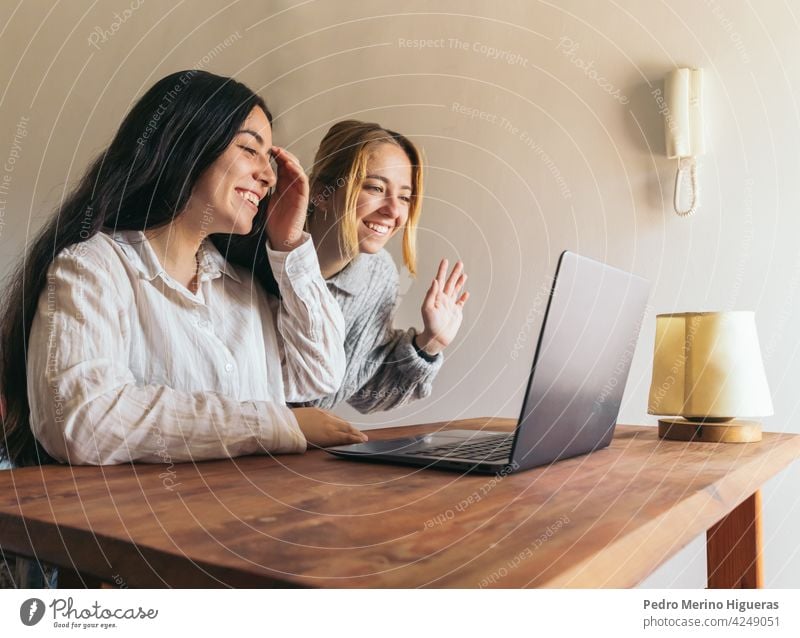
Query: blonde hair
307 120 424 275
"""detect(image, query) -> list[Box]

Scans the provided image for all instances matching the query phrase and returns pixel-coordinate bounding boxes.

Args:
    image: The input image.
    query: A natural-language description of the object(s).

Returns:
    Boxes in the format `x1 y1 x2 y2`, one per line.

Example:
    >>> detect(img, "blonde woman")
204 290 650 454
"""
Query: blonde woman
300 120 469 412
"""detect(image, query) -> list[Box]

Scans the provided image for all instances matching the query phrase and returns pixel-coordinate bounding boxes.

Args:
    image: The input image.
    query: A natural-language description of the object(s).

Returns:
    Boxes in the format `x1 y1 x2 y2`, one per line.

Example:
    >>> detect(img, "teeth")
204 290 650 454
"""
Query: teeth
237 190 259 206
365 221 390 235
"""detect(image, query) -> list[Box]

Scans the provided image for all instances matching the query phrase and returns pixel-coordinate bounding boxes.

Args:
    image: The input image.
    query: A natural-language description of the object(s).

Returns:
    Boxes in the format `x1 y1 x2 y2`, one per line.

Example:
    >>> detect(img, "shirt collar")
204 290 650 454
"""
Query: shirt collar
198 237 242 283
109 230 241 284
326 253 371 296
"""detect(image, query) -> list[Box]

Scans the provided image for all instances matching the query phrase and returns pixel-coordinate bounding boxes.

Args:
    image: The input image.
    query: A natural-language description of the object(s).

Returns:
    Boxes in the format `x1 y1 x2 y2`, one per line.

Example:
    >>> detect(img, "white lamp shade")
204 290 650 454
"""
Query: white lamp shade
648 311 773 418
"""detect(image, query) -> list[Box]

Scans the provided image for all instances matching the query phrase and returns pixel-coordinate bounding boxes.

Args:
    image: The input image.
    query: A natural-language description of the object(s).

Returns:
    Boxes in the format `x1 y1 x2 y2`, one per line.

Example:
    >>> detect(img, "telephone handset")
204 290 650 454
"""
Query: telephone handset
664 68 705 217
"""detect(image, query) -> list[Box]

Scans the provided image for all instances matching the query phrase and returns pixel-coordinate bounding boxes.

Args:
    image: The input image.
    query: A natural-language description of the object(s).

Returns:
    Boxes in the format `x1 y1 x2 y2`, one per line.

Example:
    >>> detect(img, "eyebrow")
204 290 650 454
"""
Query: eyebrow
237 129 266 147
366 174 413 191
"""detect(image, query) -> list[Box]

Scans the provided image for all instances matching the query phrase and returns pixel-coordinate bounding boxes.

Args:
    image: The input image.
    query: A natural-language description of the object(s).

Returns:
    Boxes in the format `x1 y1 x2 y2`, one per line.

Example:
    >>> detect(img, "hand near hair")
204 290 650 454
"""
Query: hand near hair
266 146 309 251
416 259 469 356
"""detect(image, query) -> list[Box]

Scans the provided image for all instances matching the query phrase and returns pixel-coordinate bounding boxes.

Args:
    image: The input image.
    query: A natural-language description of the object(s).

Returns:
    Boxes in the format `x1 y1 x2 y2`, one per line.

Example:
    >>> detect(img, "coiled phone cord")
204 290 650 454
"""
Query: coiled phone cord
673 157 698 217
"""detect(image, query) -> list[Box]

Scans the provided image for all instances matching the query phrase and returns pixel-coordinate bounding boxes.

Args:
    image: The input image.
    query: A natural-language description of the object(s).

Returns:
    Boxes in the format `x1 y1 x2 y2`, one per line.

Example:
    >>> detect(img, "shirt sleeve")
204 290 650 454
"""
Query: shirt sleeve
301 261 443 413
26 246 307 466
346 322 443 414
266 232 346 402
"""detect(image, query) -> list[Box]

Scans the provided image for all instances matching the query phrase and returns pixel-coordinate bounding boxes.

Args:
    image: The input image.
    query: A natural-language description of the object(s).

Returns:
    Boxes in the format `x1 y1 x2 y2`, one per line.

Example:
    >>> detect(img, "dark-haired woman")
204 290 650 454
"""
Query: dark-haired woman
0 70 366 471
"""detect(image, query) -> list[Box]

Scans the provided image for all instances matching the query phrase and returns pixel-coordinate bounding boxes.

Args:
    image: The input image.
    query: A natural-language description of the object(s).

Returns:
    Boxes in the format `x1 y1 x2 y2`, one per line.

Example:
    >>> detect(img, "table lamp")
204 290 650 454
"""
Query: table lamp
648 311 773 442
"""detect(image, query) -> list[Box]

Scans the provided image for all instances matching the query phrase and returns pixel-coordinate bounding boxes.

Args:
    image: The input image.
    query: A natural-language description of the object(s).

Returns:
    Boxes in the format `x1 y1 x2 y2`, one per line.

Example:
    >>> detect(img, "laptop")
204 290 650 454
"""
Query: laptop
327 251 651 474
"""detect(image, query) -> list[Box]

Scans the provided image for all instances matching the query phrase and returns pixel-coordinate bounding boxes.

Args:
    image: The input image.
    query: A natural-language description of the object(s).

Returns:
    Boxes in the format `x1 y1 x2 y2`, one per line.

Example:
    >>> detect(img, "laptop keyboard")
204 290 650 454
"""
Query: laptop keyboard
403 434 513 462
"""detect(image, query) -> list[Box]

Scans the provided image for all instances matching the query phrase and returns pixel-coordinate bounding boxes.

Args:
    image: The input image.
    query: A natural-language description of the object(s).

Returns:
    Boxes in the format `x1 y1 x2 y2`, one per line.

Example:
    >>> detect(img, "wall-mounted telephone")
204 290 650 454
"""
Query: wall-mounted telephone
663 68 705 217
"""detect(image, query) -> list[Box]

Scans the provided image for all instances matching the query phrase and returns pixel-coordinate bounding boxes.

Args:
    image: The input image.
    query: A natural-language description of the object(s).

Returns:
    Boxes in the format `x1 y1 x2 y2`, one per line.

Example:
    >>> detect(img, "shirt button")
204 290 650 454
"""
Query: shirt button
198 319 208 328
224 363 234 373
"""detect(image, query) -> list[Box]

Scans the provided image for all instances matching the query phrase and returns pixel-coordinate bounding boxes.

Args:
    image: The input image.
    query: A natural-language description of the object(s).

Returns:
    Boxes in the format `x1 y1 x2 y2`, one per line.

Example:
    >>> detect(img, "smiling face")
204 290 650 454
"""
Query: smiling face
351 142 413 254
187 106 276 236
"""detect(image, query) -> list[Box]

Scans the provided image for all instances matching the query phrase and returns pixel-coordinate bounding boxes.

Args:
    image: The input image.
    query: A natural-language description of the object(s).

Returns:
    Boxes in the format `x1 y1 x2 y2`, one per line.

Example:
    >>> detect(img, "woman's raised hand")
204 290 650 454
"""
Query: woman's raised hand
416 259 470 356
266 146 309 251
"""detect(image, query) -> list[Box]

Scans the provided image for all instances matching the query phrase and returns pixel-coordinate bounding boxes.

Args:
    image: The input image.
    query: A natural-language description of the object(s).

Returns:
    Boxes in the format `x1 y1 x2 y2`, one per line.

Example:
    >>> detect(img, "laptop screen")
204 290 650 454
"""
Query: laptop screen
510 251 650 471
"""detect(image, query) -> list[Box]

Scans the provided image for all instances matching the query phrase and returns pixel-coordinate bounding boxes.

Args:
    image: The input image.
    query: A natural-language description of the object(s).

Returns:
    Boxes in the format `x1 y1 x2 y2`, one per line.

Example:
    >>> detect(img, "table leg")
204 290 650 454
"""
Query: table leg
706 491 763 588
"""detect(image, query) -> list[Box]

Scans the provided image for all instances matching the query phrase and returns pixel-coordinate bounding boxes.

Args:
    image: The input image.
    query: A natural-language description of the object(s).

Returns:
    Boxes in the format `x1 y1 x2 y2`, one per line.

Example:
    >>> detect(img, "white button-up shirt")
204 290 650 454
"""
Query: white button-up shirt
26 230 346 465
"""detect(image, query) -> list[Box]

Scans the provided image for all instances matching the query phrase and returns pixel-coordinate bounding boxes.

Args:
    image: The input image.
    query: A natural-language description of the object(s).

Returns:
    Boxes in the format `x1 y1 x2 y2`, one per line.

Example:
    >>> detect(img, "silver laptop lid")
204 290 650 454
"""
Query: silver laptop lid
509 251 650 471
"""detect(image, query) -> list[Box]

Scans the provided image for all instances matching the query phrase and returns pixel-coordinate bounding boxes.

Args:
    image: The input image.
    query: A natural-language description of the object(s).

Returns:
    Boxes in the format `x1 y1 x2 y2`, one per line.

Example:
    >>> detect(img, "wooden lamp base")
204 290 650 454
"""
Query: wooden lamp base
658 418 762 443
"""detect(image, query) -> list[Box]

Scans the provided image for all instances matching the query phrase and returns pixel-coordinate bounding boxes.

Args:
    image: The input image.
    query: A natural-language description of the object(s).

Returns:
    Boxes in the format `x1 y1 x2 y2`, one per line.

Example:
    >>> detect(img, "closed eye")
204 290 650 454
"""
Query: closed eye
366 185 384 193
239 145 258 156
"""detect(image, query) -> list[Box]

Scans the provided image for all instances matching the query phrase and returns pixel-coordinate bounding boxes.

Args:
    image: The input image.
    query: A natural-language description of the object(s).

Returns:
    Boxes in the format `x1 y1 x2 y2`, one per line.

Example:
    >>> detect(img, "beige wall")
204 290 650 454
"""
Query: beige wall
2 0 799 587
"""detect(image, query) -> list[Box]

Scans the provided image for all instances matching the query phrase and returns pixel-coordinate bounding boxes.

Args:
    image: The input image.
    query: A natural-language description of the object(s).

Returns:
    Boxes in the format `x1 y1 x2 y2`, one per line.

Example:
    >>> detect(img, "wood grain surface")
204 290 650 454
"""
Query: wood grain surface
1 418 798 588
707 492 763 588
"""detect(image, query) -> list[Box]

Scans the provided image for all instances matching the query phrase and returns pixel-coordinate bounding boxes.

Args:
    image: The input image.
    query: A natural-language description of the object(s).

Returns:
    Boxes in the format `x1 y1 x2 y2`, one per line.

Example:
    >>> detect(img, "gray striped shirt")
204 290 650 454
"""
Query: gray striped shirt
295 249 442 413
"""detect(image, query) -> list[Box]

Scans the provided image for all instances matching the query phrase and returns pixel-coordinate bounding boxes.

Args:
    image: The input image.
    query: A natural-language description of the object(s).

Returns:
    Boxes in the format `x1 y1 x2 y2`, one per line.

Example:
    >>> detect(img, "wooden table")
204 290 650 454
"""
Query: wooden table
1 418 799 588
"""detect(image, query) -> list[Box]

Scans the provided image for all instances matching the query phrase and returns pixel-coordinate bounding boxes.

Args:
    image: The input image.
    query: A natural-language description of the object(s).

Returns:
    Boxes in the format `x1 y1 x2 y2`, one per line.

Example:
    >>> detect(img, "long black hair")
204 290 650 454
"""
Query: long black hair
0 70 276 466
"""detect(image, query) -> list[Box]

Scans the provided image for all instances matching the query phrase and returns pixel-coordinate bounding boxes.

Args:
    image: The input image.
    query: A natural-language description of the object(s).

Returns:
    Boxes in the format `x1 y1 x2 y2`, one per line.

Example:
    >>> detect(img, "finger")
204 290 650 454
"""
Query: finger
342 423 368 442
271 147 307 181
456 291 470 307
273 146 302 166
276 162 308 187
435 259 448 288
270 146 287 168
270 146 292 164
423 278 438 308
452 273 467 298
272 174 309 201
444 262 464 295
